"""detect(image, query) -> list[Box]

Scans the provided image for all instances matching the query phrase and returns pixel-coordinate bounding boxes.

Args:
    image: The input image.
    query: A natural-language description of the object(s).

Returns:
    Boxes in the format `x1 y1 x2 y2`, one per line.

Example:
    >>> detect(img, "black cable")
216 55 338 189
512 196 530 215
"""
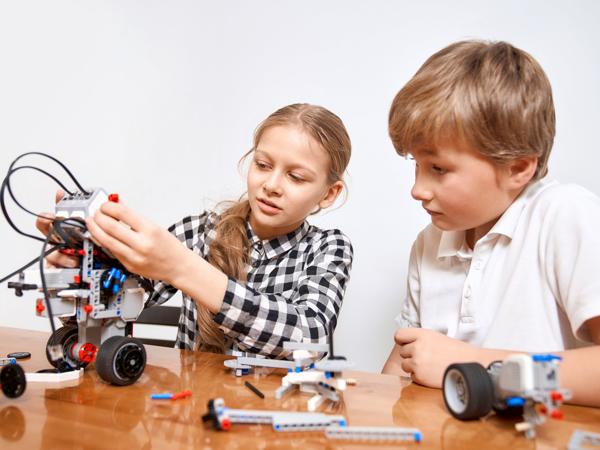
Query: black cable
2 165 75 216
7 152 89 195
0 166 75 244
0 246 63 284
39 234 58 336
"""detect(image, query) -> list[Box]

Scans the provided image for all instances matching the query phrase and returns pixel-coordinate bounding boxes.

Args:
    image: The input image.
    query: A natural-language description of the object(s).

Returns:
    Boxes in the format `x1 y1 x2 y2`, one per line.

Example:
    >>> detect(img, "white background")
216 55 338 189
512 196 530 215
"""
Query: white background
1 1 599 372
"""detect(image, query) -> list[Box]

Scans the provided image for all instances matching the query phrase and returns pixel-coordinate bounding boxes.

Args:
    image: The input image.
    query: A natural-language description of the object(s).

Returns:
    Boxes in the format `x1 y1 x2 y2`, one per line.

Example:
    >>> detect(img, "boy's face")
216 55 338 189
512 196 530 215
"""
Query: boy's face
409 139 516 241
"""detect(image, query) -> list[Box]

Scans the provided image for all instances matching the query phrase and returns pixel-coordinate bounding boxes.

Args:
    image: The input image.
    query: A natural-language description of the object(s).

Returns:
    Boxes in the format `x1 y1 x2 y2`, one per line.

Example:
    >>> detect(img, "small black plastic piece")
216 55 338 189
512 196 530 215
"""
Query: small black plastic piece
7 352 31 360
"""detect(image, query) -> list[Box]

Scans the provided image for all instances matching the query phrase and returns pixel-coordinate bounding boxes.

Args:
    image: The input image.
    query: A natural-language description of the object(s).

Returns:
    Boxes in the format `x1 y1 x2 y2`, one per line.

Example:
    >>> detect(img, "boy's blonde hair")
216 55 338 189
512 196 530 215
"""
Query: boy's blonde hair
388 40 555 180
196 103 351 353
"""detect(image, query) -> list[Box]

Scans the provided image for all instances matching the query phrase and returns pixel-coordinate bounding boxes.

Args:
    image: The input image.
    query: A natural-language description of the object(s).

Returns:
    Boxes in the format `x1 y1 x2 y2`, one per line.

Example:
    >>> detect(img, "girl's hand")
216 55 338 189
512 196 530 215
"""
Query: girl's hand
35 189 79 268
85 200 187 283
394 328 480 388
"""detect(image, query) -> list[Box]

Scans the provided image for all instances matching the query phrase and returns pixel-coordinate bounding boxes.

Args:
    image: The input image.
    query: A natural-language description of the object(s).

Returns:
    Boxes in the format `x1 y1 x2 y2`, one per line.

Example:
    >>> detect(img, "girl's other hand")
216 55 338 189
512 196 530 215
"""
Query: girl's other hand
35 189 79 268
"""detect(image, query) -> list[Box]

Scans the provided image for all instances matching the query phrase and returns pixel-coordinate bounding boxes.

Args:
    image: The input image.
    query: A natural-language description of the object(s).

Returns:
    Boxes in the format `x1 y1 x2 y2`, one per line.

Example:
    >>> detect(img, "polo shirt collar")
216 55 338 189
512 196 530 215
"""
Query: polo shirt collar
436 178 554 259
246 220 310 259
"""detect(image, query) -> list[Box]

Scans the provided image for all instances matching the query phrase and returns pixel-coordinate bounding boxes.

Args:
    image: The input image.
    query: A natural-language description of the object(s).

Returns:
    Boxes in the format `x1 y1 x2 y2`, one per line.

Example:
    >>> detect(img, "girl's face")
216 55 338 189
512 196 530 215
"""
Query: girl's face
247 125 342 240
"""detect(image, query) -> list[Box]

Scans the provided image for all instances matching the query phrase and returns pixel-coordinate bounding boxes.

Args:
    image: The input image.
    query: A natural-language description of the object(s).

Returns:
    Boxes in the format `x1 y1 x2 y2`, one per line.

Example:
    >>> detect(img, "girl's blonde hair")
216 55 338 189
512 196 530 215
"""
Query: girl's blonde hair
195 103 351 353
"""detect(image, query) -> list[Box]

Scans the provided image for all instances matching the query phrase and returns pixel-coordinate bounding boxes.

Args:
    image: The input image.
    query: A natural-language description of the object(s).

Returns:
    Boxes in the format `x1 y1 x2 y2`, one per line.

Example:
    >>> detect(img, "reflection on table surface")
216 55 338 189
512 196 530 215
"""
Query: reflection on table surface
0 327 599 449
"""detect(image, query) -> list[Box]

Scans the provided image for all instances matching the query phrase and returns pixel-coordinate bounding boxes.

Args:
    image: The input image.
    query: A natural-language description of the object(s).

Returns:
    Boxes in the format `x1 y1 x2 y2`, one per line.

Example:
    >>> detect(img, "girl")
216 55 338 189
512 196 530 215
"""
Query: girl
39 104 353 357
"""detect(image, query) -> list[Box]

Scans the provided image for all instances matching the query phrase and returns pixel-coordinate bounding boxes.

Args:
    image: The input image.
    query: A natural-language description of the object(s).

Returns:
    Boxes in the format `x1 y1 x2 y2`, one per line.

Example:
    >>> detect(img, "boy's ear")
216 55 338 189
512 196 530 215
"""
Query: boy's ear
506 156 538 189
319 181 344 209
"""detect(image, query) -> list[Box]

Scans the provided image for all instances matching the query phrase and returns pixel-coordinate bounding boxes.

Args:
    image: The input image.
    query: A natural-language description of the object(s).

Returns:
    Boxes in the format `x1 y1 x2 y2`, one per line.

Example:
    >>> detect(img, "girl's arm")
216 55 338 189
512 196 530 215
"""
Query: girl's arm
87 200 353 357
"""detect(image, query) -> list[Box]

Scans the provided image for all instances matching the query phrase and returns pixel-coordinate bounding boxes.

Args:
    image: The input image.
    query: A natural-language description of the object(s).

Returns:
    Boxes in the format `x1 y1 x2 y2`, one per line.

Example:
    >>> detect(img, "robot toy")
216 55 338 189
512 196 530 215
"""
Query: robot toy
442 353 571 438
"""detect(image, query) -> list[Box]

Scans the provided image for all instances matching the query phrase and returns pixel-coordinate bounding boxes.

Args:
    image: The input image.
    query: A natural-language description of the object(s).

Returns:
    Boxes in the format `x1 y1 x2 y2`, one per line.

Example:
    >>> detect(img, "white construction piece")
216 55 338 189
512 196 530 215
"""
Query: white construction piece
325 425 422 442
202 397 346 432
202 398 423 442
568 429 600 450
275 326 353 412
26 368 84 383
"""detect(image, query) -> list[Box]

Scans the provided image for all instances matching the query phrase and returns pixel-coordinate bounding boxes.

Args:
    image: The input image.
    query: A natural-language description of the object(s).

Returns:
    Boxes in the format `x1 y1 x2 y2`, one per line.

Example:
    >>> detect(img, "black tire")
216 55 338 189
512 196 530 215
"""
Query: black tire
1 364 27 398
443 362 494 420
46 325 89 369
96 336 146 386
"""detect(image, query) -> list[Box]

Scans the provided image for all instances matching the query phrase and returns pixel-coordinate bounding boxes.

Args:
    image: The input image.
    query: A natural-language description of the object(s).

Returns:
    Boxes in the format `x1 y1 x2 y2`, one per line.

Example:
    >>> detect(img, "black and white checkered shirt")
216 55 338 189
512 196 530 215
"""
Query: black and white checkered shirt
146 211 353 357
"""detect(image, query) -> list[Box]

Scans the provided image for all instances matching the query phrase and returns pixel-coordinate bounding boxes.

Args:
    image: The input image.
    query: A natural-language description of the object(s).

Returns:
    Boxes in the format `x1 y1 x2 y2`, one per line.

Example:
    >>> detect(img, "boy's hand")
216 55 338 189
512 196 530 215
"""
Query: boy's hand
86 200 187 283
394 328 479 388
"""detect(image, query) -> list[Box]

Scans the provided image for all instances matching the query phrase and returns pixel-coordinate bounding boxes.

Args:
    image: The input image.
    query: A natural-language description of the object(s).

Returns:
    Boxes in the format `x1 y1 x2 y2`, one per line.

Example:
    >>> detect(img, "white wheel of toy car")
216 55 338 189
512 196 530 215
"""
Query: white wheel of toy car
443 362 494 420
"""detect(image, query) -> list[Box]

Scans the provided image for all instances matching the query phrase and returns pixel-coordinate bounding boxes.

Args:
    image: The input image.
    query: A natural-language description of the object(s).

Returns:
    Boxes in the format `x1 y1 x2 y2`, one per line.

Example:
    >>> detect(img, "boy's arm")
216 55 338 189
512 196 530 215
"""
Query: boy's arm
558 316 600 407
389 317 600 407
382 344 409 375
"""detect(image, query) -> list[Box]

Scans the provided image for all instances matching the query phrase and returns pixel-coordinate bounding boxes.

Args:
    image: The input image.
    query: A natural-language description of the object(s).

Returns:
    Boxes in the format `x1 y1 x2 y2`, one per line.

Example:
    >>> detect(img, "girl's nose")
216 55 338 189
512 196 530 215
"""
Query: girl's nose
263 172 283 195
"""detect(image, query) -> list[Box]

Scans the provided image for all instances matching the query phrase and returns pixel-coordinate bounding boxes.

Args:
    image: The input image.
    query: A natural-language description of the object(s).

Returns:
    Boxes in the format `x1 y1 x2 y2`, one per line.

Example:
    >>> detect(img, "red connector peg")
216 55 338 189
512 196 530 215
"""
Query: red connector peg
550 409 564 420
35 299 45 313
74 275 81 284
220 418 231 431
171 390 192 400
84 304 93 314
78 343 97 363
550 391 563 402
108 193 119 203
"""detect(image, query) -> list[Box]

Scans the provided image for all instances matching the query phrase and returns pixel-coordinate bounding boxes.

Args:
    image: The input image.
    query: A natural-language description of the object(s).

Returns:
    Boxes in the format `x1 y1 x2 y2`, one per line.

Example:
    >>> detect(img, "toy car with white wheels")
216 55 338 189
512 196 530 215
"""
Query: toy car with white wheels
442 353 571 438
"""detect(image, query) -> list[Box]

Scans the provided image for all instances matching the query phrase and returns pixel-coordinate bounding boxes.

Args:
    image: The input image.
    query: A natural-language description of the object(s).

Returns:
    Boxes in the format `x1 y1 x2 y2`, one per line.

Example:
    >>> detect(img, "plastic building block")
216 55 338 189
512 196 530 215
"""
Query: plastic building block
325 425 422 442
202 398 346 432
443 353 571 439
26 368 84 383
0 357 17 366
151 390 192 400
275 322 354 412
7 188 148 387
568 429 600 450
244 381 265 399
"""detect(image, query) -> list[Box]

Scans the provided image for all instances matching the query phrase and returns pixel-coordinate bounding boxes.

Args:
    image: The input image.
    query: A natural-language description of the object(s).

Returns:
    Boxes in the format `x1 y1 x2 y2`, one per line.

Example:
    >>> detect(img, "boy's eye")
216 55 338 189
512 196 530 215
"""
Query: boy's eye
432 165 447 175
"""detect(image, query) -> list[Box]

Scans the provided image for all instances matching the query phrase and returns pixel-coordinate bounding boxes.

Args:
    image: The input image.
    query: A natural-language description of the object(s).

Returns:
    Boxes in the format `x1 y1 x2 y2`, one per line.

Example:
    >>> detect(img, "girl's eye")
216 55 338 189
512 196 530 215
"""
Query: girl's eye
289 173 305 183
255 160 270 170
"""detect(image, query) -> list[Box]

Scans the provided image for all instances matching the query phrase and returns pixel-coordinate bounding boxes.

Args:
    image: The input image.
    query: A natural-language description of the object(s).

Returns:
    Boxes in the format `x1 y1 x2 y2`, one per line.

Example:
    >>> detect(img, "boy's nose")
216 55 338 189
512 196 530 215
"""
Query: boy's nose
411 178 433 202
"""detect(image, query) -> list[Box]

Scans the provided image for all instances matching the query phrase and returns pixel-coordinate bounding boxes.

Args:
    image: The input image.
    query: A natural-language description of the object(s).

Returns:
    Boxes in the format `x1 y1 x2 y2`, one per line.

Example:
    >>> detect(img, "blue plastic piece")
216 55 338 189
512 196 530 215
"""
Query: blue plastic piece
325 372 331 379
295 367 301 373
338 419 346 427
151 393 173 400
532 354 562 362
274 424 281 431
414 431 422 442
103 268 116 289
0 357 17 366
112 284 120 294
506 396 526 407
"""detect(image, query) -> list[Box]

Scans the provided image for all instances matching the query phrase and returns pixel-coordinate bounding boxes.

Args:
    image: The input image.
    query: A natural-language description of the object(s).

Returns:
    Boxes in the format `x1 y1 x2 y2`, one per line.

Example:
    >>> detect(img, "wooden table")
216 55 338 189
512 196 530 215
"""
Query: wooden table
0 327 598 449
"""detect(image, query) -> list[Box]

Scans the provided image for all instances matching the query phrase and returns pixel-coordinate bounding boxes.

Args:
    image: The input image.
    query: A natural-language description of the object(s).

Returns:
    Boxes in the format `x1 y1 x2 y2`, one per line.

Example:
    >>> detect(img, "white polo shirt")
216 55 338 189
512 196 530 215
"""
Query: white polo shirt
396 178 600 352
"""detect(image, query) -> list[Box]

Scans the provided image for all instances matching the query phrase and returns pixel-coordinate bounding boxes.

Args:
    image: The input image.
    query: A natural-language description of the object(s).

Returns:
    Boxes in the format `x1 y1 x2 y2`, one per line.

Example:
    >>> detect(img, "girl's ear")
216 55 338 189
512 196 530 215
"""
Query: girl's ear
506 156 538 189
319 181 344 210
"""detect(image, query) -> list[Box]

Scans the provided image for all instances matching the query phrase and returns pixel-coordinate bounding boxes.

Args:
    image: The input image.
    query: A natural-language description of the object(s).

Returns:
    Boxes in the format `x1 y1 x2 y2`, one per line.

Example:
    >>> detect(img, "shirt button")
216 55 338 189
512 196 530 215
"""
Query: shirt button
464 286 471 299
474 260 482 270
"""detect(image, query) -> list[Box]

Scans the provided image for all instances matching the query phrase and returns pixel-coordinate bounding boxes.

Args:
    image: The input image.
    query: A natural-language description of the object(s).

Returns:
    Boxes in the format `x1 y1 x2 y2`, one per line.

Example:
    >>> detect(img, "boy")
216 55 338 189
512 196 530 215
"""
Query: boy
382 40 600 407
